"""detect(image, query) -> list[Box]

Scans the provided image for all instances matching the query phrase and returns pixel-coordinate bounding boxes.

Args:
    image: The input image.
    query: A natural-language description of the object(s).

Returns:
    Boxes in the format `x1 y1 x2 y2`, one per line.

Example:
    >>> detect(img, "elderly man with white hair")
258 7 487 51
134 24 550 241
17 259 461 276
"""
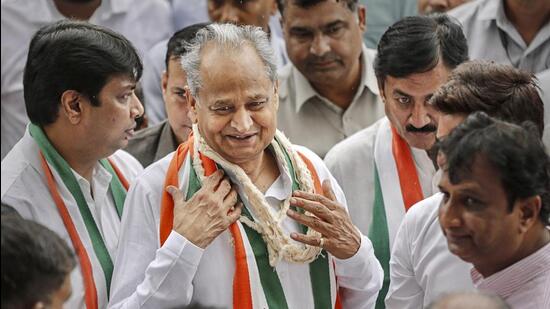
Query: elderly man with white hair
108 23 383 309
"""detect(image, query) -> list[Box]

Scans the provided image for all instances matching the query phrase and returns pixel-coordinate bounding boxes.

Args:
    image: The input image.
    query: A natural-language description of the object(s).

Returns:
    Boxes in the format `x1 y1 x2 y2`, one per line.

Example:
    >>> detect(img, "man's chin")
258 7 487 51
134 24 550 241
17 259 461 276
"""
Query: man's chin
405 133 436 150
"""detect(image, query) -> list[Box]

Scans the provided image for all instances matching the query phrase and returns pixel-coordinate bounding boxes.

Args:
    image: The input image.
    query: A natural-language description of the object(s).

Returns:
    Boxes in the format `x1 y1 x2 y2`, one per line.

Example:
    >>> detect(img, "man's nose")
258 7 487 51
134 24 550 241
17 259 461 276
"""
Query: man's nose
231 107 253 132
131 93 144 119
310 34 331 57
409 103 431 129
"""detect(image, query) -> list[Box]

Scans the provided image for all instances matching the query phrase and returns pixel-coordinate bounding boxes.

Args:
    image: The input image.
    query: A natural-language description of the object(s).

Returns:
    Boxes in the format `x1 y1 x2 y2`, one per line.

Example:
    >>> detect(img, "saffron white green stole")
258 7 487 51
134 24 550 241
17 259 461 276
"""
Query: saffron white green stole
370 117 434 308
159 133 342 308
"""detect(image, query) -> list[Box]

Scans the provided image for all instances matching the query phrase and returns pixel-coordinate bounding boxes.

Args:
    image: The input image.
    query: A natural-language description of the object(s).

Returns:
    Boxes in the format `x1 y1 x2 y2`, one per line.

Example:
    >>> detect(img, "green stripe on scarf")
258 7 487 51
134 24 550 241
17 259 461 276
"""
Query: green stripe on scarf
29 123 126 297
186 146 333 308
368 165 391 309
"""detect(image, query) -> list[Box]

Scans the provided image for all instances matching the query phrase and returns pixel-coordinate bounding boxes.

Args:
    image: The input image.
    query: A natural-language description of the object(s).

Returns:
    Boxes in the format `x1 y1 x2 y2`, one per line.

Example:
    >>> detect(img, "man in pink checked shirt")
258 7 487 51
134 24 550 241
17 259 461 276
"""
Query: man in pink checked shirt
437 112 550 309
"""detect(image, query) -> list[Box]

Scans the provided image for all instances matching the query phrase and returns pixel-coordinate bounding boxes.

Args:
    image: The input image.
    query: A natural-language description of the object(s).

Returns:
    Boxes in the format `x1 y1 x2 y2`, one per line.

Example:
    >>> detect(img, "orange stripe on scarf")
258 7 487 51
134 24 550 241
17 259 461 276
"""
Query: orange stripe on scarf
390 126 424 211
159 136 253 309
40 152 98 309
298 152 342 309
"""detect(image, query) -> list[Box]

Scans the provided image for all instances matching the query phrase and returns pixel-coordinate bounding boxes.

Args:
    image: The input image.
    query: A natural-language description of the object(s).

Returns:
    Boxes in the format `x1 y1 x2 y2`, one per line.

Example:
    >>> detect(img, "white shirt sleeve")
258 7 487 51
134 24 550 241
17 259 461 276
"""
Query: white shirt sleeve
296 145 384 308
385 211 424 309
108 176 203 309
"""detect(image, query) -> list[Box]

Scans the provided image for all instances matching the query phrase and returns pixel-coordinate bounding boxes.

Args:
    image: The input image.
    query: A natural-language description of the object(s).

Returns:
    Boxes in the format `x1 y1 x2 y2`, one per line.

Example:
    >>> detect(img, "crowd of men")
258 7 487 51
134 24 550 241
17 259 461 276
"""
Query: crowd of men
1 0 549 308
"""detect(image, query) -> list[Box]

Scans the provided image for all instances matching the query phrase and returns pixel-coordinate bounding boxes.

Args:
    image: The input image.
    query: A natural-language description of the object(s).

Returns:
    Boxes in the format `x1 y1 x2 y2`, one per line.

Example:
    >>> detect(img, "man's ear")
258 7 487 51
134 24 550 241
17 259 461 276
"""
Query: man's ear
273 80 280 110
357 5 367 33
377 80 386 104
60 90 83 125
516 196 542 233
185 86 198 123
270 0 278 15
161 70 169 101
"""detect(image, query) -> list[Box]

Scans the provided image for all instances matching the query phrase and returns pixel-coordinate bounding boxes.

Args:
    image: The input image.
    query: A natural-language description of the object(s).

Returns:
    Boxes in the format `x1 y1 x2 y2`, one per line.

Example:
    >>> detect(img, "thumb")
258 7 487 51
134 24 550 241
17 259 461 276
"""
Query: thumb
166 185 184 204
322 179 337 202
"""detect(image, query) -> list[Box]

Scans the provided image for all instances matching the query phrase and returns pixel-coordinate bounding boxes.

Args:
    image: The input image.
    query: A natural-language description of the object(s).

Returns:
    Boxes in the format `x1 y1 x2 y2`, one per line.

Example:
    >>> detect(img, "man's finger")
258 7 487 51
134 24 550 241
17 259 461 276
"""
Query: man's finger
290 232 325 248
322 179 337 202
287 208 331 234
226 202 243 224
293 190 338 211
223 188 239 210
290 197 333 222
215 177 232 197
204 169 225 188
166 185 184 205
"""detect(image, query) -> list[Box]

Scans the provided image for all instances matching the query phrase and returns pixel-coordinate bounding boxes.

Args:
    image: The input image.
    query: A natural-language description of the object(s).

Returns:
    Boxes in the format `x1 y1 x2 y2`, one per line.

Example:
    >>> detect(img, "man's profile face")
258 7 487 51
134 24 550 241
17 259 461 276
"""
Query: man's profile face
207 0 277 32
438 155 524 275
380 61 450 150
162 57 193 143
189 43 278 166
83 74 143 157
282 0 365 86
418 0 469 14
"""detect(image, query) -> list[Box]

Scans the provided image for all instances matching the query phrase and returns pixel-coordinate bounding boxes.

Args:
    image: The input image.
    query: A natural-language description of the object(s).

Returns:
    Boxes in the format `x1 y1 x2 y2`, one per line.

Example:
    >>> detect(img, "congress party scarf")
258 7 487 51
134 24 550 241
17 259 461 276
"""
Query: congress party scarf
159 127 342 308
30 123 129 308
370 118 425 308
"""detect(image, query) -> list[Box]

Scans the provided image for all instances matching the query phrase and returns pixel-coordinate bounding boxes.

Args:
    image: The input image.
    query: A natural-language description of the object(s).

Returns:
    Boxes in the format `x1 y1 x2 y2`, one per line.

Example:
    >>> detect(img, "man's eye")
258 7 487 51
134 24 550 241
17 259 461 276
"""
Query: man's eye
174 91 185 98
212 106 232 114
397 96 410 105
463 197 484 210
326 25 344 36
291 30 312 40
119 92 133 103
248 100 266 110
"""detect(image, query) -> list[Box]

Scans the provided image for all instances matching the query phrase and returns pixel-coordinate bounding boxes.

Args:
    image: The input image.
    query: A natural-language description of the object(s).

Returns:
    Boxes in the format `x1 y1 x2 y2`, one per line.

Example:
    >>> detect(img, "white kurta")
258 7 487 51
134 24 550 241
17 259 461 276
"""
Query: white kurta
1 128 144 309
109 145 383 308
385 193 474 309
325 117 436 249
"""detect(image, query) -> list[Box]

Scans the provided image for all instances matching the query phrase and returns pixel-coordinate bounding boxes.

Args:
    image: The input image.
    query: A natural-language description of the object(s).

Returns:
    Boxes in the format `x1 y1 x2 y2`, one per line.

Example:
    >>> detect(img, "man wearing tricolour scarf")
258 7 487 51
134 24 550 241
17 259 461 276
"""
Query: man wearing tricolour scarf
1 20 144 309
324 14 469 308
109 23 383 309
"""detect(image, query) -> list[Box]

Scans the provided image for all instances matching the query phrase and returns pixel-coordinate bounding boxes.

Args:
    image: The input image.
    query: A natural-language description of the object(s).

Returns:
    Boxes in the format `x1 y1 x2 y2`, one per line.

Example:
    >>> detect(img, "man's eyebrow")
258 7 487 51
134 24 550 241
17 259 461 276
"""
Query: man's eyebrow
322 20 346 29
392 89 411 97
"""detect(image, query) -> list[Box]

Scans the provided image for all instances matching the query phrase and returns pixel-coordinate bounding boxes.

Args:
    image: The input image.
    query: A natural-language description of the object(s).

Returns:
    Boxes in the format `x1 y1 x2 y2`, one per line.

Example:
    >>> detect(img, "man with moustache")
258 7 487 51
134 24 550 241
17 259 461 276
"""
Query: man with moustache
438 113 550 308
276 0 384 157
418 0 470 14
1 21 144 308
324 14 468 307
125 23 208 167
385 60 545 309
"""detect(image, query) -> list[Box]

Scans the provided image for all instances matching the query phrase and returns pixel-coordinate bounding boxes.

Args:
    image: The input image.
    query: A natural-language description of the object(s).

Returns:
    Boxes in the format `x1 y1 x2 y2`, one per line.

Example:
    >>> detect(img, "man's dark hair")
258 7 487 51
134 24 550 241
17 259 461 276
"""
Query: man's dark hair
23 20 143 126
1 217 76 308
374 13 468 83
165 22 210 69
430 60 544 137
277 0 358 16
439 112 550 225
1 203 21 219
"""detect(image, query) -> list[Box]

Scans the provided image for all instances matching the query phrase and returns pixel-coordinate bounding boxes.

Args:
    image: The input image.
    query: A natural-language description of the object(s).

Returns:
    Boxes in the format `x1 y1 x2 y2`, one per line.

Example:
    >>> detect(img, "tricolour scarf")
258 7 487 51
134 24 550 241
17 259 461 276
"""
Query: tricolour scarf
159 126 342 308
30 123 129 309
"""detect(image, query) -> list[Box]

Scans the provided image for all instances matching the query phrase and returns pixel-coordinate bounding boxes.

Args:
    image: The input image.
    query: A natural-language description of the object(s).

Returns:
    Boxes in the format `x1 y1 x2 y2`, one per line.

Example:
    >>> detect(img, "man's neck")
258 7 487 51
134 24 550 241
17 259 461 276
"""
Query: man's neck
43 125 98 183
240 150 279 193
310 56 362 110
53 0 102 20
476 227 550 278
505 0 550 45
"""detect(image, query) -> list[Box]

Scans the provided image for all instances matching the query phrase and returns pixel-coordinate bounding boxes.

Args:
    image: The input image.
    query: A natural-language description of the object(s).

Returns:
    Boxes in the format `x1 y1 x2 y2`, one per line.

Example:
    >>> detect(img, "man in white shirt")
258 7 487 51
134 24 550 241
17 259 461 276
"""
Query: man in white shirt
386 61 545 308
277 0 384 157
109 23 383 309
1 21 144 309
0 0 173 159
324 14 468 308
144 0 288 124
449 0 549 75
437 112 550 309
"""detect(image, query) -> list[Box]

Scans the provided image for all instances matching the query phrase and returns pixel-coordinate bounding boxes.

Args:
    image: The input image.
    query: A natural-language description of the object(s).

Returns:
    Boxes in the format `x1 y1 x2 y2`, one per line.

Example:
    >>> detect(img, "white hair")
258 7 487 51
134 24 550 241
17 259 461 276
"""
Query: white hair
181 23 278 97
